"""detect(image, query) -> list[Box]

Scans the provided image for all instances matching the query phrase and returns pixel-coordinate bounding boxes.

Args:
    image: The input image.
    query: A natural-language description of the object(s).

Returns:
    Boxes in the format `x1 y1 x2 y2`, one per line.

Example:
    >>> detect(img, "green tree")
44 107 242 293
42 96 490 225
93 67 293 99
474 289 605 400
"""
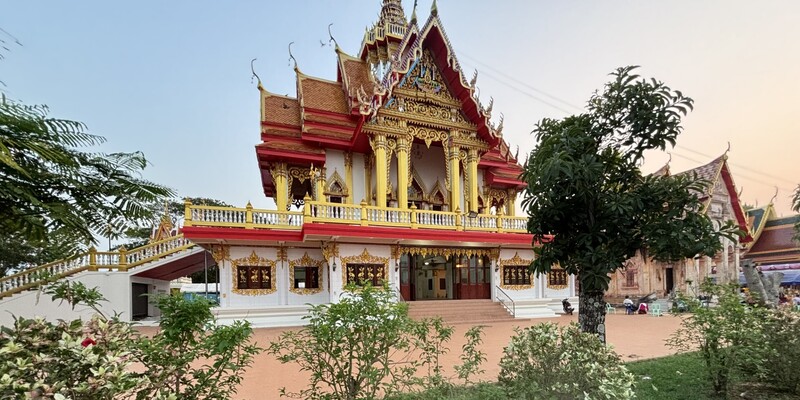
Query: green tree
0 96 174 255
793 184 800 241
0 232 74 276
521 66 740 341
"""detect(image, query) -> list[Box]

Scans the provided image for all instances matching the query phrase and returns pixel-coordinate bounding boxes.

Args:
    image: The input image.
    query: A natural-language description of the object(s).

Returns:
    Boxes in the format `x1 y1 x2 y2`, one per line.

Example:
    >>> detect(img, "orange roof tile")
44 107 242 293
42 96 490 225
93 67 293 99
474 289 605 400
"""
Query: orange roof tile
263 95 301 127
300 77 350 114
342 59 373 95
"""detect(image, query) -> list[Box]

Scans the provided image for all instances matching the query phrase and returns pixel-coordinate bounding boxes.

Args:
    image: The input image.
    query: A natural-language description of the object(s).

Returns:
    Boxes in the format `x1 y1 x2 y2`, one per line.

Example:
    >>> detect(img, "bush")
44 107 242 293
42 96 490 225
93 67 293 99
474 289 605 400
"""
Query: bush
268 284 485 399
750 306 800 394
0 280 260 400
498 322 635 400
667 279 768 395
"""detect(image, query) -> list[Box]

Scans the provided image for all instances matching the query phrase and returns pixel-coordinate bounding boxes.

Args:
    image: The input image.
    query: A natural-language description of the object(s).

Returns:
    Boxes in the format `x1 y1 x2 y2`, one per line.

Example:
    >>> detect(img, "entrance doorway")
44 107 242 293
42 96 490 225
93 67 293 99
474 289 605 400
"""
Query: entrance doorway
131 283 149 320
665 267 675 295
399 253 490 301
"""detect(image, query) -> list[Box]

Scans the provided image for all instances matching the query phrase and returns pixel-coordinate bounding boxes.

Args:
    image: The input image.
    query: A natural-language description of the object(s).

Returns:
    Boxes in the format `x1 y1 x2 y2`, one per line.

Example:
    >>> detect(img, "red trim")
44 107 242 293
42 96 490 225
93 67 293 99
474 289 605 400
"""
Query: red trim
255 146 326 164
720 163 753 242
183 226 304 242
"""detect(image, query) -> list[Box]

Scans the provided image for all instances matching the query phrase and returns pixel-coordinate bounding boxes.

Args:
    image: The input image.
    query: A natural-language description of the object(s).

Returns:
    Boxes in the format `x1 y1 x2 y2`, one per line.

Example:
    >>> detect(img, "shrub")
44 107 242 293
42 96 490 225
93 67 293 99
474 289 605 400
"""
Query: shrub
268 284 485 399
498 322 634 400
750 306 800 394
0 280 260 400
667 279 767 394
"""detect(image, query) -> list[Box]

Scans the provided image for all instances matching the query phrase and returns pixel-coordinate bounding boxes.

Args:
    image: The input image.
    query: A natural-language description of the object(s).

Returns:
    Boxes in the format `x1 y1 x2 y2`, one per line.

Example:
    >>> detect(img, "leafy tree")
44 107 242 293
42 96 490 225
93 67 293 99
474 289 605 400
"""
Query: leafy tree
793 184 800 241
0 96 174 255
521 66 740 341
0 232 74 276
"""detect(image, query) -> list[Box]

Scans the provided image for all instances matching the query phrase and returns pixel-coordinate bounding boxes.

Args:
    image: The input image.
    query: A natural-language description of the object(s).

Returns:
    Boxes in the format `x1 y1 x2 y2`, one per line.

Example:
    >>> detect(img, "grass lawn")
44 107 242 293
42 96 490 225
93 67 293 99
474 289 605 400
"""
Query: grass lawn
386 352 799 399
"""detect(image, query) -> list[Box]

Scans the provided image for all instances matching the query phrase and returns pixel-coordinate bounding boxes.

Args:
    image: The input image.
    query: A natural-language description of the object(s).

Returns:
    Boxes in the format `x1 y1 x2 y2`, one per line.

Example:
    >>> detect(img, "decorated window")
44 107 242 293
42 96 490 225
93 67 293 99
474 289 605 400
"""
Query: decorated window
231 251 276 295
237 265 272 290
548 269 568 289
625 269 636 287
289 252 324 295
503 266 531 286
346 263 385 287
294 267 319 289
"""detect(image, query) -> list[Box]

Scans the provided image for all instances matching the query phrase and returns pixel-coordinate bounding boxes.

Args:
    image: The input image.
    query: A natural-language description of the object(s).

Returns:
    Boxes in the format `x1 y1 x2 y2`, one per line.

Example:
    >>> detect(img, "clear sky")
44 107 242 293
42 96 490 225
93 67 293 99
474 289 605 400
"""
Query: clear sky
2 1 798 216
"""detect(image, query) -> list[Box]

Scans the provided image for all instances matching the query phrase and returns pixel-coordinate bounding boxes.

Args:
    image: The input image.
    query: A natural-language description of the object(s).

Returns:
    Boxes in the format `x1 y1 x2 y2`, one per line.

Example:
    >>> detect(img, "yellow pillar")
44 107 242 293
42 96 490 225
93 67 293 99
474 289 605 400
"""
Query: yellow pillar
507 190 517 217
467 149 479 214
273 163 288 211
372 133 388 208
315 167 327 202
396 136 410 209
344 152 354 204
448 145 461 212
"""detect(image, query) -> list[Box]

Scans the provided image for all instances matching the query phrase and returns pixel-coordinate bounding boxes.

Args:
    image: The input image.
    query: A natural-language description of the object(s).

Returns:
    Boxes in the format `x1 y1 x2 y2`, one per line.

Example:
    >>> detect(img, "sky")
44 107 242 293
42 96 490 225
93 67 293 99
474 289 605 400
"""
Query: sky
2 0 798 216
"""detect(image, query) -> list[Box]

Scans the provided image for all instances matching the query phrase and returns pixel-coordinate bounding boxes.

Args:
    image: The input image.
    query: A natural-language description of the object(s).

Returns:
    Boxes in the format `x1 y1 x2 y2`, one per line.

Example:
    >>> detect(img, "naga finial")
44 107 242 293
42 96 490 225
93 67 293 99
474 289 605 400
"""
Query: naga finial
250 58 262 89
431 0 438 16
288 42 298 71
410 0 418 24
495 113 505 136
485 96 494 116
769 187 778 205
514 145 519 161
328 23 340 49
469 69 478 89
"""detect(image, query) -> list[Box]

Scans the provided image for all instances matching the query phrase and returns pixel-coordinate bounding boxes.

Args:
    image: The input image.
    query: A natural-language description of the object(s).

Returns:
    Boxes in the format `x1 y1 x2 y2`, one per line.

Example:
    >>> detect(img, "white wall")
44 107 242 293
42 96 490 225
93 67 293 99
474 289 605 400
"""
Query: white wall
331 244 392 302
496 249 539 301
286 248 329 306
352 152 366 203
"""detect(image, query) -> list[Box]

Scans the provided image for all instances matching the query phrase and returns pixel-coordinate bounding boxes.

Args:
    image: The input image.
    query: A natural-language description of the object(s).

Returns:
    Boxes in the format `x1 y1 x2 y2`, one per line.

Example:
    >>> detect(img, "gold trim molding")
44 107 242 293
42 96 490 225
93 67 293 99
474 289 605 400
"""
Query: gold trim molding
395 246 494 259
288 252 324 295
547 267 569 290
231 250 276 296
210 245 230 264
499 252 533 290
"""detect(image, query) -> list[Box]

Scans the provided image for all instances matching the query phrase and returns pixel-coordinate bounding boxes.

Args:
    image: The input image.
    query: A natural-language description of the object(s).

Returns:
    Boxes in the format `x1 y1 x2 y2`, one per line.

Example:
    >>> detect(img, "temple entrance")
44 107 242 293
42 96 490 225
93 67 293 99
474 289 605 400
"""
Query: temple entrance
665 267 675 294
399 253 491 301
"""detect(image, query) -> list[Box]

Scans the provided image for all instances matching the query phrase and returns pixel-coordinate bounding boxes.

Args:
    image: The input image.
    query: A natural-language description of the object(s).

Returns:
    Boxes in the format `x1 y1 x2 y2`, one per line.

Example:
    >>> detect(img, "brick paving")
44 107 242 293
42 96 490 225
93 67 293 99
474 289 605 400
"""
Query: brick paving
225 312 685 399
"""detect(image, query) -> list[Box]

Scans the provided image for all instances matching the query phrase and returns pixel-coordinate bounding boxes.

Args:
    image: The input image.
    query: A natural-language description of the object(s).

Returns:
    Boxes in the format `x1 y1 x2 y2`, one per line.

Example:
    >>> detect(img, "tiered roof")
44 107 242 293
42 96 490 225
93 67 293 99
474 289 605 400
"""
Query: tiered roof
257 0 524 197
744 205 800 265
673 154 751 241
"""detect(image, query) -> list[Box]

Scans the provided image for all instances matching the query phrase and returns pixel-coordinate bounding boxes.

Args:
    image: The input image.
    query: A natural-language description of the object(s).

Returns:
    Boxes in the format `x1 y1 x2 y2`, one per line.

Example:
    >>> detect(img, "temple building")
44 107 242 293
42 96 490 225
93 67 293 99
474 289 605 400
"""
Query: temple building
177 0 577 325
740 204 800 287
606 154 753 300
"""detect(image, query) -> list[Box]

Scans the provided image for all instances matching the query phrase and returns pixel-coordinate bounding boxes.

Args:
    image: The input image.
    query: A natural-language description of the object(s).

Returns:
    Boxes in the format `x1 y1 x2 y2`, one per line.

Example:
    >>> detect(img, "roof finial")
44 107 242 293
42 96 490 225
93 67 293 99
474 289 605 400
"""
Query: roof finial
410 0 418 24
327 23 340 49
250 58 262 90
288 42 298 71
769 187 778 205
431 0 438 16
724 141 731 158
667 152 672 165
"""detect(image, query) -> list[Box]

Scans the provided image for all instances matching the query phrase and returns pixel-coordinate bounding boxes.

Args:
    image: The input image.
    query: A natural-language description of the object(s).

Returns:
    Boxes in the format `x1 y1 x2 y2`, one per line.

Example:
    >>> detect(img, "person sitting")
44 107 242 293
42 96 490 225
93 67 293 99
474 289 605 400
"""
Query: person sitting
637 302 649 314
623 296 635 315
562 299 574 315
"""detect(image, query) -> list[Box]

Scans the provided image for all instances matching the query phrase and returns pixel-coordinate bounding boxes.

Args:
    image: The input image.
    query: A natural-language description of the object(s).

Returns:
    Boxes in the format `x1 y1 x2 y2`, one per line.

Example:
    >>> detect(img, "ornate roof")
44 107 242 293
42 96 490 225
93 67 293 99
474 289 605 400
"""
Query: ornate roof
745 213 800 265
257 1 525 195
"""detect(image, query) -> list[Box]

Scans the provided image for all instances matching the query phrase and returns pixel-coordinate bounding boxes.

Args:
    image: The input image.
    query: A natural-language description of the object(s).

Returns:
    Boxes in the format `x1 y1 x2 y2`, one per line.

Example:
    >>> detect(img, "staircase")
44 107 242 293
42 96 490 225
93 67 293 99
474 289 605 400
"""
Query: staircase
406 299 518 325
0 234 196 299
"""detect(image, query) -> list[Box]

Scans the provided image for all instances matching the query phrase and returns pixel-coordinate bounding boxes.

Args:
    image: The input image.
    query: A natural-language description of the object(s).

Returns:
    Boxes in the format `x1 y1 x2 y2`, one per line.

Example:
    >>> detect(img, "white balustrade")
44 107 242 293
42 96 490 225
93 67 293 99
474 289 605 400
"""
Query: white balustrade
463 215 498 230
415 210 456 228
191 207 246 225
502 217 528 232
311 204 360 222
252 210 304 227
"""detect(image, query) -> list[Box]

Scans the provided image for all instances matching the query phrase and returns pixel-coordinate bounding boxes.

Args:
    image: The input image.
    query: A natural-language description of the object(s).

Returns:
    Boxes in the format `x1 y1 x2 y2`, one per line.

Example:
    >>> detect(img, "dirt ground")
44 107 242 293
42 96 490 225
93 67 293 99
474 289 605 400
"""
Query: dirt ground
212 312 685 399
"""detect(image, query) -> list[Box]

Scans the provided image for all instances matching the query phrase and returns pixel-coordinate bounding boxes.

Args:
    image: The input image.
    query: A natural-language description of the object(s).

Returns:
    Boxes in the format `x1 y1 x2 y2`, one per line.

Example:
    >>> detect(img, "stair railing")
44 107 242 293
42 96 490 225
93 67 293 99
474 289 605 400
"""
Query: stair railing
394 284 405 302
495 285 516 318
0 234 196 299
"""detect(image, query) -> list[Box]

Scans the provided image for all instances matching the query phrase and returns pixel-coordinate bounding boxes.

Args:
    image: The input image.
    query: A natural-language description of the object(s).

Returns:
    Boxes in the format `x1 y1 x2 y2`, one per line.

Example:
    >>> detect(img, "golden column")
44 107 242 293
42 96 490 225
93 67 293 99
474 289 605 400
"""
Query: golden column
466 148 479 213
344 152 354 204
315 167 327 202
272 162 289 211
372 133 389 208
447 142 461 212
507 189 517 217
396 136 411 209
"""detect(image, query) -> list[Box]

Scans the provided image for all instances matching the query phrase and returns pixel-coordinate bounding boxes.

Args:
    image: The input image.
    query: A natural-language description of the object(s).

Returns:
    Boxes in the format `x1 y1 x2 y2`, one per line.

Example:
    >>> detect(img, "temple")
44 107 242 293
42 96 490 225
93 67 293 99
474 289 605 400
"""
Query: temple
741 204 800 287
606 154 753 300
176 0 577 325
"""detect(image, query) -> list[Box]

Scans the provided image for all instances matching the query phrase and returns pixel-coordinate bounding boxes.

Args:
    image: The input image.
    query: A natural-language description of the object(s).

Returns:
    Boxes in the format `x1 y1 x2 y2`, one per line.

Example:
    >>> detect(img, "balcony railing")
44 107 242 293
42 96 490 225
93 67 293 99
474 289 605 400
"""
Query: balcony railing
183 199 528 234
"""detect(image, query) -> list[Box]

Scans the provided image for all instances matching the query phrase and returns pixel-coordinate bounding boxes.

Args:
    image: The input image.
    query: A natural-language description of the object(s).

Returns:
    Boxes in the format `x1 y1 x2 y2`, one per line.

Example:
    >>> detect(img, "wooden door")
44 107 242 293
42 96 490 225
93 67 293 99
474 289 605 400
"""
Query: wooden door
399 254 414 301
456 256 491 299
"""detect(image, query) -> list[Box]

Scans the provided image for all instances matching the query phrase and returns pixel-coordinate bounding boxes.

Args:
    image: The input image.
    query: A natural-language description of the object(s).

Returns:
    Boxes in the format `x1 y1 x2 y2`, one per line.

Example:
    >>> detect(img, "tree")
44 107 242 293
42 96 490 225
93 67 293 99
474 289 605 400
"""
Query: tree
0 232 74 276
521 66 740 341
793 184 800 241
0 96 174 255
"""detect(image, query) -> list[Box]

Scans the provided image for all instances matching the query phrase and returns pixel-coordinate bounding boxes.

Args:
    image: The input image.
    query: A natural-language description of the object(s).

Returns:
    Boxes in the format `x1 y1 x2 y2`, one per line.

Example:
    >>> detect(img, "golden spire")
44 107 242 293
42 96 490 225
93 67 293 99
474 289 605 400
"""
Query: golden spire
410 0 418 24
378 0 407 27
431 0 438 17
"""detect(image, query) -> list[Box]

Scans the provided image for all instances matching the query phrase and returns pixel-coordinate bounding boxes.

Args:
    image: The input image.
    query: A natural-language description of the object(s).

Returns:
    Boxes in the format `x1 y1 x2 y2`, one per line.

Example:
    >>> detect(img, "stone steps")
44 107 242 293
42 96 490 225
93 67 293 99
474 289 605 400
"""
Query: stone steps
406 299 517 324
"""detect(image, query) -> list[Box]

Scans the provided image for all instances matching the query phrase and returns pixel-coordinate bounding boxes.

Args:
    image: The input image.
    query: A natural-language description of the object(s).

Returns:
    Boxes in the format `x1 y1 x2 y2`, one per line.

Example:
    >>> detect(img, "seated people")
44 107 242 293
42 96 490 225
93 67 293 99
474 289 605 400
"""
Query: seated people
637 302 649 314
622 296 635 314
562 299 574 315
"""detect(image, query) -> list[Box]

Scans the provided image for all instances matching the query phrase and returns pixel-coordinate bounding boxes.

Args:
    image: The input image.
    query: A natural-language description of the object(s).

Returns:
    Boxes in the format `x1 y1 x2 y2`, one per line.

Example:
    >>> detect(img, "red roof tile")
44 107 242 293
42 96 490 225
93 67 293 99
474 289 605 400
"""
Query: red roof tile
300 77 350 114
263 95 301 127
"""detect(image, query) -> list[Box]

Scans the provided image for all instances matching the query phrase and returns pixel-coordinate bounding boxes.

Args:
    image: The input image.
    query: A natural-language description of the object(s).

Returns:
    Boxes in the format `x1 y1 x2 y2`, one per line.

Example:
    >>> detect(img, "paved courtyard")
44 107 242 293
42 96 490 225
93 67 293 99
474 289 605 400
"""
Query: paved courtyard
226 312 685 399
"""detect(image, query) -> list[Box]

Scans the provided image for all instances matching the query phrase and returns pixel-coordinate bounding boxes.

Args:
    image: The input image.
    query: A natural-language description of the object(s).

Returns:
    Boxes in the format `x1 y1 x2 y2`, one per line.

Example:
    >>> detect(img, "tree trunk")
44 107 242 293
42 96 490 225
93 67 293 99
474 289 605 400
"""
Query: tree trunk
742 260 769 305
578 288 606 343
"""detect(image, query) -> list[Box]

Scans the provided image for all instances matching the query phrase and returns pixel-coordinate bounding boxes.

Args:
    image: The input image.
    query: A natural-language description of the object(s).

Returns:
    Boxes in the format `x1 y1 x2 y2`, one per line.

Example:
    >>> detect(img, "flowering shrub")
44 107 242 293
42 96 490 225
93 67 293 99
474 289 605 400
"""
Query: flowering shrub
0 280 260 400
268 284 485 399
667 280 767 394
746 306 800 394
498 322 635 400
